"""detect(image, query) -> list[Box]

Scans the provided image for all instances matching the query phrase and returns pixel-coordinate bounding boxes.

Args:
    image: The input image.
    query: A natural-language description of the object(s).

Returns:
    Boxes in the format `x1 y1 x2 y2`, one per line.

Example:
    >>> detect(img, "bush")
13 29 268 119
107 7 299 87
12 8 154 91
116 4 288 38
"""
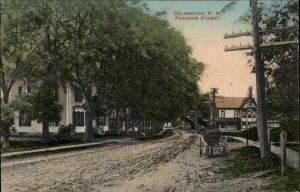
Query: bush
226 124 298 143
225 127 258 141
57 124 74 135
268 119 298 143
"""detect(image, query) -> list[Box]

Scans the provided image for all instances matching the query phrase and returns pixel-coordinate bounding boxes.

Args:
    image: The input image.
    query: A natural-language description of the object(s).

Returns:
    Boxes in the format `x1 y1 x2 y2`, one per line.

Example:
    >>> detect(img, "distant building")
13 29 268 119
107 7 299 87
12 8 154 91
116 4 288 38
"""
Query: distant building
214 96 256 132
214 96 280 132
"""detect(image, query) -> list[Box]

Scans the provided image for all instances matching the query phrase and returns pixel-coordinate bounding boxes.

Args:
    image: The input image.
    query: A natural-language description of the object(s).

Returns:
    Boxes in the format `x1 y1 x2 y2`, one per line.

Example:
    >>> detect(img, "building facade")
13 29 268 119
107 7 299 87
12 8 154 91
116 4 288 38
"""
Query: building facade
214 96 257 132
2 80 109 135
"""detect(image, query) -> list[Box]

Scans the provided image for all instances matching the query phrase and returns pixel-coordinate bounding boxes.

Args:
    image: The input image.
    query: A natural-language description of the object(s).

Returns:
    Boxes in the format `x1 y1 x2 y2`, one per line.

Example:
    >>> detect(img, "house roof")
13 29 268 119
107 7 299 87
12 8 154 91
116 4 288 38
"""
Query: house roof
215 96 248 109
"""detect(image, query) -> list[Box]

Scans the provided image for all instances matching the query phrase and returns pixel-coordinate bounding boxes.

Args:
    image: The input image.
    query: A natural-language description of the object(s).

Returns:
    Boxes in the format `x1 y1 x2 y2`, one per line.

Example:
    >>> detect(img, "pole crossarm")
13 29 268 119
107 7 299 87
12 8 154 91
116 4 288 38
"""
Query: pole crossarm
224 26 299 39
224 31 252 39
224 40 299 52
225 44 252 51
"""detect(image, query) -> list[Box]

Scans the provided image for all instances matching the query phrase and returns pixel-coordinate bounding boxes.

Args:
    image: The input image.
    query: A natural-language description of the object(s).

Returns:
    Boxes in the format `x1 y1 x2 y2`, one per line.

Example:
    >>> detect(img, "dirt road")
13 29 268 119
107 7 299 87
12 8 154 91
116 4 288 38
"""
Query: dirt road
1 129 267 192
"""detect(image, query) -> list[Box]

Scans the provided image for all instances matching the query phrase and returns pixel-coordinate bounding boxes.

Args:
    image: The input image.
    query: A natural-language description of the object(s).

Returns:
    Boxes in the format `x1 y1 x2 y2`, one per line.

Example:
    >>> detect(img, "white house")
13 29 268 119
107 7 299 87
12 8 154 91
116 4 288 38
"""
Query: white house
1 80 110 135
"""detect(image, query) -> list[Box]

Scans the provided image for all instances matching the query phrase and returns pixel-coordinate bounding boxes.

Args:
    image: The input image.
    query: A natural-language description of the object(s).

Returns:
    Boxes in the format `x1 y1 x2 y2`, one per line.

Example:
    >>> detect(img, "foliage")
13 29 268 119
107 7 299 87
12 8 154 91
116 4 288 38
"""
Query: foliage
31 84 63 123
2 0 206 142
1 94 34 137
237 0 299 136
13 84 63 124
0 102 16 136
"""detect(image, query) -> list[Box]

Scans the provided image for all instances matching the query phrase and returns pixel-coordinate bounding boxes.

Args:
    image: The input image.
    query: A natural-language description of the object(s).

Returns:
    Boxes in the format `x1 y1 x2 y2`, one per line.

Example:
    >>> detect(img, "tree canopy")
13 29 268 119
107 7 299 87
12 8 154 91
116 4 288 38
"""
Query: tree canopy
1 0 206 142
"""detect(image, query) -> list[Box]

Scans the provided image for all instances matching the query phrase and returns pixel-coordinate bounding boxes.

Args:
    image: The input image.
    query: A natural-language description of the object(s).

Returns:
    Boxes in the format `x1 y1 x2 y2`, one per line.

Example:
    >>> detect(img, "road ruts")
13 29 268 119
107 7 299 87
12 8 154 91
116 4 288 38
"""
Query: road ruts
1 129 197 192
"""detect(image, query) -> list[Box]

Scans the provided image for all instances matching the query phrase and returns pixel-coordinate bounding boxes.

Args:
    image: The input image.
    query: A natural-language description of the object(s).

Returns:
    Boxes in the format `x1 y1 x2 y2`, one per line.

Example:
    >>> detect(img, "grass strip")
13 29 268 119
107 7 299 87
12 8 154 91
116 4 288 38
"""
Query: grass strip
136 129 175 141
1 141 118 160
1 140 82 153
219 146 299 191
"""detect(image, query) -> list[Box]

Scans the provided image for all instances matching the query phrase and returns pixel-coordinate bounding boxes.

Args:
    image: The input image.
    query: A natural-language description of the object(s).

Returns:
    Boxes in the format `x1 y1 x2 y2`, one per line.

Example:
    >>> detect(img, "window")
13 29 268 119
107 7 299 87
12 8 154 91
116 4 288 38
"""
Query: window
220 110 225 118
247 110 252 118
234 110 238 118
74 87 82 102
242 122 246 128
49 120 59 126
18 86 31 94
37 119 59 126
18 87 23 94
253 111 256 118
247 102 252 107
96 116 105 126
242 110 246 118
73 111 85 126
19 112 32 126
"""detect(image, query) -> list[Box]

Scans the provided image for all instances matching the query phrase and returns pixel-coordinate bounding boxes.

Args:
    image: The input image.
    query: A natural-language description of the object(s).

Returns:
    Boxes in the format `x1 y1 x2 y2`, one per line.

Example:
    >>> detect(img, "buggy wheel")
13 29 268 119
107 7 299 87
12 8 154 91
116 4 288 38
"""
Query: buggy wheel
199 137 203 156
223 139 228 155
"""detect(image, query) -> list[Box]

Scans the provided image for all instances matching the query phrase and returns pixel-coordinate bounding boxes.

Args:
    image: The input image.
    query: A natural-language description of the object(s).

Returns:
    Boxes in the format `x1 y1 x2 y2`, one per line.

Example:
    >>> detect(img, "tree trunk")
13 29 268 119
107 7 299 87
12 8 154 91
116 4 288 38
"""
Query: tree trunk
2 92 9 103
116 108 120 136
2 93 10 147
125 115 129 135
138 120 141 136
42 120 50 143
83 107 93 143
78 84 94 143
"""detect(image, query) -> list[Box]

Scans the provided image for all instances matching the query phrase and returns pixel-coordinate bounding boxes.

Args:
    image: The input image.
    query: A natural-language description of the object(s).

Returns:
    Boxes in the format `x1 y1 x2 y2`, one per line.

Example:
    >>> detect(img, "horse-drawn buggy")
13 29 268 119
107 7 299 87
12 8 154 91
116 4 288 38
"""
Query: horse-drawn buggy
199 130 228 156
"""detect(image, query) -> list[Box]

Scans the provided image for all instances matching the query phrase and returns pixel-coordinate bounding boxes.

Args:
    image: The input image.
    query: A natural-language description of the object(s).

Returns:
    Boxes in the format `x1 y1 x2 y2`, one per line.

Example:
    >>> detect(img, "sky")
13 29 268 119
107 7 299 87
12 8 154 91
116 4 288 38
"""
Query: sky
144 0 257 97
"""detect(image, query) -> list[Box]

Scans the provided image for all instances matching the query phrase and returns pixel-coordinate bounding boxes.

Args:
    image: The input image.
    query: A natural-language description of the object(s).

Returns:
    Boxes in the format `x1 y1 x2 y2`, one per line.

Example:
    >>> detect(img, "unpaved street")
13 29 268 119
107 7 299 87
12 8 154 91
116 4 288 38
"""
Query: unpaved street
1 129 268 192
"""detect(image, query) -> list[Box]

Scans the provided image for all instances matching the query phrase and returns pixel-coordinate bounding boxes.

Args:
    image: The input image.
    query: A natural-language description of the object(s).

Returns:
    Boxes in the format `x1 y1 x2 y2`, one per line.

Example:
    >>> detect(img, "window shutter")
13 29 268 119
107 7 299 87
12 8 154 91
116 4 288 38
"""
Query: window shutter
80 112 84 126
73 111 76 125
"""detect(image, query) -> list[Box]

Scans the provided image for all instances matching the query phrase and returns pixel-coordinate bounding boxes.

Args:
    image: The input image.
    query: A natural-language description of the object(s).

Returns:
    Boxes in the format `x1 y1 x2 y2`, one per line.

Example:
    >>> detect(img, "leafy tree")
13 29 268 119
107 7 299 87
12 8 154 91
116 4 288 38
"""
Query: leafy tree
24 1 67 142
237 0 299 137
103 6 205 134
36 82 63 143
0 0 37 146
1 0 66 142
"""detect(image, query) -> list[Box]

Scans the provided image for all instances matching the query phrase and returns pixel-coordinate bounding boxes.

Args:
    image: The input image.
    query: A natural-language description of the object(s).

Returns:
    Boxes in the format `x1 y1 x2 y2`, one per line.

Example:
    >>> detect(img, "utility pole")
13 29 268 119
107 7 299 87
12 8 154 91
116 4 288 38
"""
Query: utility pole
223 1 298 160
211 88 218 130
246 86 253 147
251 0 271 158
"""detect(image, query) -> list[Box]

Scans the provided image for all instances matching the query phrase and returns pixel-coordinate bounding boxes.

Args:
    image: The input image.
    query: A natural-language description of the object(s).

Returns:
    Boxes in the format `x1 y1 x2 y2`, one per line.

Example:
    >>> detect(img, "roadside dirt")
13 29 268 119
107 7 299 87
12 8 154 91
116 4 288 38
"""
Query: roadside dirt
1 129 268 192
